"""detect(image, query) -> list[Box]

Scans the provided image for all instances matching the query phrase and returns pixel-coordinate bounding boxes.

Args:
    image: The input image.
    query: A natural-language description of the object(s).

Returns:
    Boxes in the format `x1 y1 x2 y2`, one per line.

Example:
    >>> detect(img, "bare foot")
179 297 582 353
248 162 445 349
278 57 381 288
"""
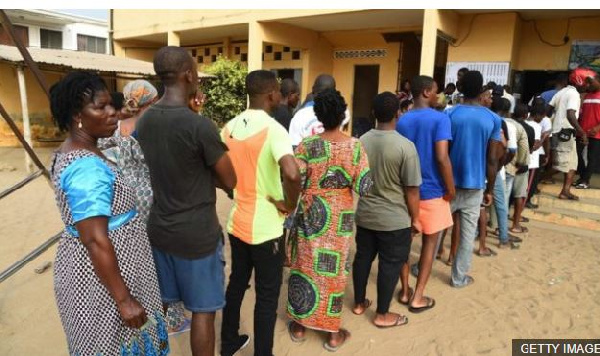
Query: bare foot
398 287 413 305
352 299 372 315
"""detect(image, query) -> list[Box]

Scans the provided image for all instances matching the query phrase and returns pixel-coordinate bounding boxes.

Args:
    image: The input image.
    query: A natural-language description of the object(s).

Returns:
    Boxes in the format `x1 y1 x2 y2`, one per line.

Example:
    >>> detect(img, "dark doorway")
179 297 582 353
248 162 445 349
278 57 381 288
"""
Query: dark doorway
351 65 380 138
515 70 569 105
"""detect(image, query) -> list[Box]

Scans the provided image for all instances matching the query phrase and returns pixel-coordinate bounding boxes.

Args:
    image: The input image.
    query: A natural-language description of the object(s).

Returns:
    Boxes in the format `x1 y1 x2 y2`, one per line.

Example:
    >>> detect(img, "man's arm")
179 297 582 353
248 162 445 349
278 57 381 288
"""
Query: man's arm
485 140 502 206
404 186 421 234
279 155 301 212
434 140 455 201
567 109 588 145
212 153 237 192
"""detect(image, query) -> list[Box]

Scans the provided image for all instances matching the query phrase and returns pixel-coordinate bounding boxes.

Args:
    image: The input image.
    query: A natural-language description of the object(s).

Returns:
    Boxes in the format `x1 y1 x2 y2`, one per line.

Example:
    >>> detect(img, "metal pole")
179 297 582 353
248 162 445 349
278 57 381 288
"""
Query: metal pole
0 170 42 200
0 232 61 283
0 10 50 98
17 66 33 173
0 100 49 179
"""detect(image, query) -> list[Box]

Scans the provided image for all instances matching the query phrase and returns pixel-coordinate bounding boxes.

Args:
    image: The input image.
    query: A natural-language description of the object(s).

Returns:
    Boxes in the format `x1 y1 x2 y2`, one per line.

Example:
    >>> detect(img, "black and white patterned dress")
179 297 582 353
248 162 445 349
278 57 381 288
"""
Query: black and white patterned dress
50 149 169 356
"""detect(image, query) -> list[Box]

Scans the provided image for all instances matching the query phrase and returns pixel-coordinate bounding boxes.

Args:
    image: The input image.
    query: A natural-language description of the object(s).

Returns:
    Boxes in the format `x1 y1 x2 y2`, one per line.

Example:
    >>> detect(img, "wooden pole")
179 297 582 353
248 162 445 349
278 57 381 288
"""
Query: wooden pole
17 66 33 173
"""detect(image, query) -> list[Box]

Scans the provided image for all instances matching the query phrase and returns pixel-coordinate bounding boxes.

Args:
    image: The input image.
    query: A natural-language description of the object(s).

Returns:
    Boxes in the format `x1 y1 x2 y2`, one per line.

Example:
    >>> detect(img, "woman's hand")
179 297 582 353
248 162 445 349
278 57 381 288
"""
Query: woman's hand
117 295 148 329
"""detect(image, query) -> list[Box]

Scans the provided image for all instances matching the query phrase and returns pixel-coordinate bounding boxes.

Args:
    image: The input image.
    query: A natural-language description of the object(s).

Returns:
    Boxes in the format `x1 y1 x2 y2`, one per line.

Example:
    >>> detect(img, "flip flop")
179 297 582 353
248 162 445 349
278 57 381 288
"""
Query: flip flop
476 248 497 257
351 298 372 315
374 314 409 328
323 329 351 352
509 236 523 243
509 226 529 234
408 297 436 314
398 288 414 306
558 193 580 201
287 321 306 343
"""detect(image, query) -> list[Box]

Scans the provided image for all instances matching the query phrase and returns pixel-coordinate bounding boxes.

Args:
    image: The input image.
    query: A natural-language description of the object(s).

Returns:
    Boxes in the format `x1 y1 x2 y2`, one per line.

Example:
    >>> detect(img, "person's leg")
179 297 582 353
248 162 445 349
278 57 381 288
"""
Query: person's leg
436 229 448 260
559 138 579 199
190 312 216 356
576 138 586 183
511 172 529 232
221 236 253 355
411 231 440 308
477 206 492 255
399 262 411 303
493 174 509 245
446 212 460 266
580 138 600 185
251 238 283 356
451 189 483 287
526 169 538 206
352 226 378 313
374 228 411 325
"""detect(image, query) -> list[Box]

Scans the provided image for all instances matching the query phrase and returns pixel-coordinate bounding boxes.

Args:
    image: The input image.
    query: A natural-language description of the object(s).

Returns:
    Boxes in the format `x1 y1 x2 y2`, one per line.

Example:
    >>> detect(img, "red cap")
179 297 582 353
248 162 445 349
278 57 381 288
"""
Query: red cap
569 68 597 87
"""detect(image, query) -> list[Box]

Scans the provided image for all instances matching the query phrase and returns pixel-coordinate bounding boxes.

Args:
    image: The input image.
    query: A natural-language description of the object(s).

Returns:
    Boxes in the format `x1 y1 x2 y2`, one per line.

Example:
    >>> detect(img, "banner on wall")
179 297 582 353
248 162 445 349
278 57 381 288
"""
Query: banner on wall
445 62 510 87
569 41 600 73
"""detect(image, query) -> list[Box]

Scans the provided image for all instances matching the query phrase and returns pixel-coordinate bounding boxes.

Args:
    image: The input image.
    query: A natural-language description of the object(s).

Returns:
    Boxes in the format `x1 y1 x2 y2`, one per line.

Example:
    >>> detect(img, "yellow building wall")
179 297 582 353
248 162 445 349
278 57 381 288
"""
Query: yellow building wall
0 64 62 146
327 31 400 108
447 12 519 63
516 16 600 70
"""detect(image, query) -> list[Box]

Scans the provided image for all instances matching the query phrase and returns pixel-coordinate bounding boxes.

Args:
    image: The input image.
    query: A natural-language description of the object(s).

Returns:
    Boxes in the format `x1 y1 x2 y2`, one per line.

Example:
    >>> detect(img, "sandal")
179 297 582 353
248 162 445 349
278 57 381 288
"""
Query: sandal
374 314 409 328
408 297 436 314
509 226 529 234
475 248 497 257
398 287 414 306
351 298 372 315
558 193 580 201
323 329 351 352
287 321 306 343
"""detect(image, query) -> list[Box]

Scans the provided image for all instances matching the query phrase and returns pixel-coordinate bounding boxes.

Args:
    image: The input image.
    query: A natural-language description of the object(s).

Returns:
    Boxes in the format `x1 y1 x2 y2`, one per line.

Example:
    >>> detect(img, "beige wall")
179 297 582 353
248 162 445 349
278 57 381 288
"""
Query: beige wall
516 16 600 70
448 13 519 63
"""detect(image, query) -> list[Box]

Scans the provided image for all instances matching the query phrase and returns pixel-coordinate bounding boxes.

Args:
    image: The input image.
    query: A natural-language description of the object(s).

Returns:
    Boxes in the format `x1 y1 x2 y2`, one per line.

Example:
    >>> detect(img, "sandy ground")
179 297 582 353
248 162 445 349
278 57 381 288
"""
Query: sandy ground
1 147 600 356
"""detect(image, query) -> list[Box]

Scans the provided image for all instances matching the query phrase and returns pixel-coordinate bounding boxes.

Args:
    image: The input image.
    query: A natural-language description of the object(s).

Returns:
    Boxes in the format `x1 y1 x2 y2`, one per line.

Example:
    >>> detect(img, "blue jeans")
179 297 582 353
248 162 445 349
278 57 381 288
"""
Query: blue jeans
451 189 484 287
493 173 508 243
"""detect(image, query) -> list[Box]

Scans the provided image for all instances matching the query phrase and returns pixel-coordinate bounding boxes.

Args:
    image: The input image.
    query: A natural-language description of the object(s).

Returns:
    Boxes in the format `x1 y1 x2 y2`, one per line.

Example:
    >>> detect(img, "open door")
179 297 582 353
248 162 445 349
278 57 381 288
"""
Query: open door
351 65 380 138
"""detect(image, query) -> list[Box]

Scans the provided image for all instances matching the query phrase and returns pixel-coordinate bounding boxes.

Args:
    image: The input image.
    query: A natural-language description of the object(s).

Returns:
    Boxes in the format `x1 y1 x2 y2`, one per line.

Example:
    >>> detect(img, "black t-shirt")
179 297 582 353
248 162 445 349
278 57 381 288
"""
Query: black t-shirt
272 104 292 131
137 105 226 259
515 118 535 152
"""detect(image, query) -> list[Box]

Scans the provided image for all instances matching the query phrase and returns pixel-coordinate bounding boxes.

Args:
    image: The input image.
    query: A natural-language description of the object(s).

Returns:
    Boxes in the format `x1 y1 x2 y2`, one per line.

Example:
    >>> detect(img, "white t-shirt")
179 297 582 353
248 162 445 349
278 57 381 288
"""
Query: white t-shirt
500 119 518 181
288 103 350 146
526 120 542 169
503 91 516 114
549 85 580 134
538 116 552 155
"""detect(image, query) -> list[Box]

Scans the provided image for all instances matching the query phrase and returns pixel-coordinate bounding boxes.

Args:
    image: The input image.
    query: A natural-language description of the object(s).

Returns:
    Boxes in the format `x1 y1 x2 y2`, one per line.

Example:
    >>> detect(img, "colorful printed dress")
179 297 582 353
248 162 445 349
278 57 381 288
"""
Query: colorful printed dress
287 136 373 332
51 149 169 356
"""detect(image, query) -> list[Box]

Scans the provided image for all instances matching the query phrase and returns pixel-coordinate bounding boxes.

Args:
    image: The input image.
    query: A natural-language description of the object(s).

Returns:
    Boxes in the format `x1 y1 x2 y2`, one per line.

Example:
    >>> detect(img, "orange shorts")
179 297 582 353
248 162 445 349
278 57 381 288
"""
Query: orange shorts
418 197 453 235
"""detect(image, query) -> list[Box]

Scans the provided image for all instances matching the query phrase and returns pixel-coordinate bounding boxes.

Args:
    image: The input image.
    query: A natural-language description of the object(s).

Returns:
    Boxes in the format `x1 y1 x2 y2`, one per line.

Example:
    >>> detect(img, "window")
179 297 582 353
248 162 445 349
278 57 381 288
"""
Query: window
240 53 247 62
292 50 301 60
265 45 273 53
274 52 282 61
235 47 240 55
204 48 210 56
77 34 107 54
211 55 217 62
0 25 29 47
40 29 62 49
197 56 204 63
191 49 197 57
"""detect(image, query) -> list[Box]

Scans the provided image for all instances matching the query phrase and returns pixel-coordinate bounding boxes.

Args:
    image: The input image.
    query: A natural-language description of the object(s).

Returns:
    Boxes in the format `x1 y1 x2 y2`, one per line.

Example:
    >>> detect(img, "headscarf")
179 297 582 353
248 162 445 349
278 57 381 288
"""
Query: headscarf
569 68 597 88
123 80 158 113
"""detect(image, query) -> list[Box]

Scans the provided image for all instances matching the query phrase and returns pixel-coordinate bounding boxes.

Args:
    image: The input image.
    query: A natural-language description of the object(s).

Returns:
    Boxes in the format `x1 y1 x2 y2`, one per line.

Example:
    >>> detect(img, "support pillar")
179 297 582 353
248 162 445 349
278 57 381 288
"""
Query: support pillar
167 31 180 46
16 66 33 173
248 21 264 71
420 9 438 76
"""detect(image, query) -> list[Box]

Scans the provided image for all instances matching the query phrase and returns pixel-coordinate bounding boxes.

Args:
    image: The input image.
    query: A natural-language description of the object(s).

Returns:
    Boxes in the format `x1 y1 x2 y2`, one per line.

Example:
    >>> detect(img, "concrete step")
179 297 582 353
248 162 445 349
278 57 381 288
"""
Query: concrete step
538 182 600 200
522 205 600 231
534 192 600 214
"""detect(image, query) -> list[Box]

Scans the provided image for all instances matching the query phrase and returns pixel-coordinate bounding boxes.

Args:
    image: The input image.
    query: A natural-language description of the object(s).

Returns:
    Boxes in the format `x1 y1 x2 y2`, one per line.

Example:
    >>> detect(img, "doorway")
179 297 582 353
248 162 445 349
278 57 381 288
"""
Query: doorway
351 65 380 138
515 70 569 105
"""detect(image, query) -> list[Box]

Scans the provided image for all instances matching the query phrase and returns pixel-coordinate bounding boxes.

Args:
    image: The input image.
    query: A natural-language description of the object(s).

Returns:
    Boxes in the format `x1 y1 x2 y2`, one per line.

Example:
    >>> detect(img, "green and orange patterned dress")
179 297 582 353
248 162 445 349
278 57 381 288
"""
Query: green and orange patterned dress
287 135 372 332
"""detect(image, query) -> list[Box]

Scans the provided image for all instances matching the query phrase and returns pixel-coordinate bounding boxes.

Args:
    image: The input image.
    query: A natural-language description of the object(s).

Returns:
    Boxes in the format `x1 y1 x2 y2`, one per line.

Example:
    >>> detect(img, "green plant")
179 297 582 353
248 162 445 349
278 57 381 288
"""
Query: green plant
201 56 247 126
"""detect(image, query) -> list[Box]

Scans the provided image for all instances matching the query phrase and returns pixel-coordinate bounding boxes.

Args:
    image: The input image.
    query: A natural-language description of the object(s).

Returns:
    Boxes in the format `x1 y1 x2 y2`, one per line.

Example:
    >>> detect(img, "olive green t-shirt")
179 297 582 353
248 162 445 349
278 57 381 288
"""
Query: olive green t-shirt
356 129 422 231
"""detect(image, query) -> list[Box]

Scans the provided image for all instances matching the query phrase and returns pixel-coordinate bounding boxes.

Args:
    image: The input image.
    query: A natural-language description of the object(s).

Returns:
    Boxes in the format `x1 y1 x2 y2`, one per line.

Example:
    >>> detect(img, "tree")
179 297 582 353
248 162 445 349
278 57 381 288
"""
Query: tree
201 56 247 126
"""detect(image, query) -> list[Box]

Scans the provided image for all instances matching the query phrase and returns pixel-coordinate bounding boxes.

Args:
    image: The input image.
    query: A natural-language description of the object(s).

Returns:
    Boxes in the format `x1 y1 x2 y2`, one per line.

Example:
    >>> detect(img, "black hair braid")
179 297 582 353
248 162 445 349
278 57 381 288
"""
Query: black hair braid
314 88 347 130
50 71 107 132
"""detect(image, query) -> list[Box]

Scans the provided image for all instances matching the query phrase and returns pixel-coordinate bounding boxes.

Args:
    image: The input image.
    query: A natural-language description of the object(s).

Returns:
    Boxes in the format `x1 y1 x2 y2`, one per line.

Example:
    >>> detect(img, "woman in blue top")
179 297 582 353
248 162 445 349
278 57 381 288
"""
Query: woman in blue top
49 71 168 355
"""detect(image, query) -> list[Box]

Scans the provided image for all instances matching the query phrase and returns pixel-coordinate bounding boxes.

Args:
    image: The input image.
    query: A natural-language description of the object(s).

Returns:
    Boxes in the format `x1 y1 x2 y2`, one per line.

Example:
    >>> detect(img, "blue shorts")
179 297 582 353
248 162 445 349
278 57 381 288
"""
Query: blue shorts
152 240 225 313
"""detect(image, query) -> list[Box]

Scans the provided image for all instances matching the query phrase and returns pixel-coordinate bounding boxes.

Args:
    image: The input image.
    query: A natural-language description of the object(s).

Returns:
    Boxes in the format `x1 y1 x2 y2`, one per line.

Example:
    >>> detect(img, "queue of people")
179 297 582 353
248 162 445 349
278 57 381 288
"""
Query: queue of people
47 45 599 356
